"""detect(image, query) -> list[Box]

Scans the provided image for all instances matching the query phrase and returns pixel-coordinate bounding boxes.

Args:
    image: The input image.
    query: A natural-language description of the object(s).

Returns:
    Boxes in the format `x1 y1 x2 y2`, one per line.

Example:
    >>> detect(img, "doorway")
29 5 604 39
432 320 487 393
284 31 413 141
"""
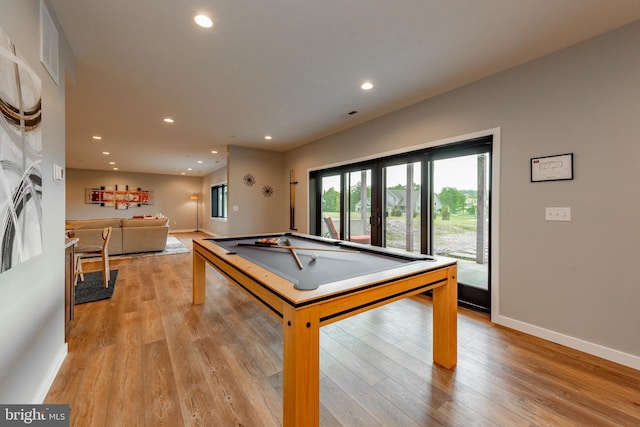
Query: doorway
310 136 492 312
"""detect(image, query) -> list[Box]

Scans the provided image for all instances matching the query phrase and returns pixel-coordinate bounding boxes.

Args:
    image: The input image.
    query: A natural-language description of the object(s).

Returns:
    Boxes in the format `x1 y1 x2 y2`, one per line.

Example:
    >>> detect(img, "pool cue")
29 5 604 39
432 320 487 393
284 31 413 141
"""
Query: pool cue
236 243 359 253
289 169 298 230
285 238 303 269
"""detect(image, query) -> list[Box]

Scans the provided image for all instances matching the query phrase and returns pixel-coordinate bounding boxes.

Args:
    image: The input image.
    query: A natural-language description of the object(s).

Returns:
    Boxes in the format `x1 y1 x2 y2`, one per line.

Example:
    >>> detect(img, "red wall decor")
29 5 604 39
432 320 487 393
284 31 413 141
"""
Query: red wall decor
85 185 154 209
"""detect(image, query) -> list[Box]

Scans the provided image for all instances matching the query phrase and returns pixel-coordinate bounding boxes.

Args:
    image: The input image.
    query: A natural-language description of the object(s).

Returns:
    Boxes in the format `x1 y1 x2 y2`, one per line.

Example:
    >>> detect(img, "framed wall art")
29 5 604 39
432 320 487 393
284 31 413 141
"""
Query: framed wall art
85 185 154 209
0 25 43 273
531 153 573 182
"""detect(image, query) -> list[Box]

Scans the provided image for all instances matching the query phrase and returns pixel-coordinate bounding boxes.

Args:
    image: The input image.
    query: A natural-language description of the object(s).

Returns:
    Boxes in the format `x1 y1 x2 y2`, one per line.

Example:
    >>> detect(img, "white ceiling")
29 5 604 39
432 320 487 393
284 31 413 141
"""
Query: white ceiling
50 0 640 177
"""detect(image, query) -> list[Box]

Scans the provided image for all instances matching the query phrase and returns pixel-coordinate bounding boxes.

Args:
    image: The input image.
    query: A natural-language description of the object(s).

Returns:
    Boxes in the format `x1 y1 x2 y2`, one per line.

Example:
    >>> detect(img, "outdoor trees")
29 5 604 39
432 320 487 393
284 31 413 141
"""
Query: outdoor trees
438 187 466 217
322 187 340 212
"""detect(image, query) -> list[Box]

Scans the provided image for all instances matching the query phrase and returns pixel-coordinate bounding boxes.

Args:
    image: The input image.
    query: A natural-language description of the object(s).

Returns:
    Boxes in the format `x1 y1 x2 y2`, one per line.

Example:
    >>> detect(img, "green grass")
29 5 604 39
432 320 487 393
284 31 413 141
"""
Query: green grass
434 214 479 232
325 212 482 236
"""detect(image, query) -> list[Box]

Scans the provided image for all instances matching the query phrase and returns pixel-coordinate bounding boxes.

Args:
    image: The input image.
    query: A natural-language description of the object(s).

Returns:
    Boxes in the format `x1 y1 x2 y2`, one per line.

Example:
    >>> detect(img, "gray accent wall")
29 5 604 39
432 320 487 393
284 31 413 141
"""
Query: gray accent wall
283 21 640 367
0 0 75 402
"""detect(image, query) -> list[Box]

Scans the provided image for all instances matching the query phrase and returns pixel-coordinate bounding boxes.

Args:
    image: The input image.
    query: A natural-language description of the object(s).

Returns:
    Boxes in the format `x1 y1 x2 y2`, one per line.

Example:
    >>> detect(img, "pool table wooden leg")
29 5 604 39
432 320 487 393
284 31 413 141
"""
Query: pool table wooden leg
282 304 320 427
193 251 206 305
431 264 458 369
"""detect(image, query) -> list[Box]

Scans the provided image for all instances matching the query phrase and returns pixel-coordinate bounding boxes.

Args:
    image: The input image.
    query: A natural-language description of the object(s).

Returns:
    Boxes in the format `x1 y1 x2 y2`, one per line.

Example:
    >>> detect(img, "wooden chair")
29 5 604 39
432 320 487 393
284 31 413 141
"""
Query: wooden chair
323 216 371 244
74 226 112 288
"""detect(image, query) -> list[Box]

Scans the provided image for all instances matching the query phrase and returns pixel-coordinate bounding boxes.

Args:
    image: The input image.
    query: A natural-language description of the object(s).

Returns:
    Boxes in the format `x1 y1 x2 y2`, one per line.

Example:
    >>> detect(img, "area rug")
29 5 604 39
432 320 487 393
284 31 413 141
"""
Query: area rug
152 235 190 256
75 270 118 304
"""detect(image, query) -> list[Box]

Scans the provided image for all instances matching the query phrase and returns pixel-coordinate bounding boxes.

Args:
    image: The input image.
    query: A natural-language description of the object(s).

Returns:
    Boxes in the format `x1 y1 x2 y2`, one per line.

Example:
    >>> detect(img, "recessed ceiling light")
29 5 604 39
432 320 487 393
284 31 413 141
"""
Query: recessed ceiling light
187 168 193 171
102 151 110 155
109 162 115 165
361 81 373 90
181 172 186 175
163 117 174 123
112 167 118 170
197 160 203 164
265 135 272 140
194 13 213 28
92 135 102 140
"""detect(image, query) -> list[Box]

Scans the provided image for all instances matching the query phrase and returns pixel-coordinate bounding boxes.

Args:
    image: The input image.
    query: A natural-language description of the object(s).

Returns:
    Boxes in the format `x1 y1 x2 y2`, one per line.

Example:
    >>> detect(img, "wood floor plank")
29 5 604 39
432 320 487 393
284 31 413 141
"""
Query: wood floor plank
320 377 382 427
44 232 640 427
140 298 165 344
454 341 592 426
108 317 145 427
371 377 448 426
245 311 284 359
220 344 282 426
192 337 272 426
142 339 184 426
162 312 209 402
190 337 244 425
320 330 387 386
70 344 117 427
223 325 282 378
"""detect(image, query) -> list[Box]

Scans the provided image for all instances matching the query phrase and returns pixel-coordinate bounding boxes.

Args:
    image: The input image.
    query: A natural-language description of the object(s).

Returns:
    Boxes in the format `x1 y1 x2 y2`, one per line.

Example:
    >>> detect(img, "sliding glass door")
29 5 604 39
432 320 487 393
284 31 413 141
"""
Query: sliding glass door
345 170 372 244
318 168 372 244
430 151 490 311
383 161 422 252
310 136 492 312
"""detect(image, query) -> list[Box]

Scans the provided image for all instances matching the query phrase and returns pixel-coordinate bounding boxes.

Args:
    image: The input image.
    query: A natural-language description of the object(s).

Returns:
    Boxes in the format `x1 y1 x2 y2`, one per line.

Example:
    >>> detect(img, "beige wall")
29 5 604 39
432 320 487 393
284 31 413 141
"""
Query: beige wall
283 21 640 368
0 0 75 402
66 168 202 231
226 146 287 235
200 165 229 236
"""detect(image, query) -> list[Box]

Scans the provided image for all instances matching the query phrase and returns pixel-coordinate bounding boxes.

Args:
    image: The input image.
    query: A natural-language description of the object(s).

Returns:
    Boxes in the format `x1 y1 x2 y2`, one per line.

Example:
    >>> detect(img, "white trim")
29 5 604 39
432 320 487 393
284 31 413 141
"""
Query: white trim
198 228 217 237
170 228 208 233
490 129 501 321
494 314 640 370
34 343 67 403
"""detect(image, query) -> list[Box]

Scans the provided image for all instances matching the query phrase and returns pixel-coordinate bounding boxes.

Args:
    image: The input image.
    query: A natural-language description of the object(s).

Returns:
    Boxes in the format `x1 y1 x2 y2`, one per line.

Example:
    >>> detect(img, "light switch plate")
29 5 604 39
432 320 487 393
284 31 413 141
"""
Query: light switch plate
545 207 571 221
53 164 64 181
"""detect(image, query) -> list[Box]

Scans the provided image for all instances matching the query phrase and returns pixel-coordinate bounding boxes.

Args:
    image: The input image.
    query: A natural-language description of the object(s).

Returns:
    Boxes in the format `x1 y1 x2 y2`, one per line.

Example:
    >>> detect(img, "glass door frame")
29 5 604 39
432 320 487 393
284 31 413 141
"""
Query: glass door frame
425 140 492 312
309 134 494 313
310 160 380 244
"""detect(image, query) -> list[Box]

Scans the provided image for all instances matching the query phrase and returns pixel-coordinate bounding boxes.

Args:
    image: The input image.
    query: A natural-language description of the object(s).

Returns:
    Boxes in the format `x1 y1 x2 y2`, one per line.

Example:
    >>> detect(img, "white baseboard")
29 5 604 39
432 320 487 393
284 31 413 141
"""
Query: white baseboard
34 343 67 403
169 229 214 234
493 314 640 370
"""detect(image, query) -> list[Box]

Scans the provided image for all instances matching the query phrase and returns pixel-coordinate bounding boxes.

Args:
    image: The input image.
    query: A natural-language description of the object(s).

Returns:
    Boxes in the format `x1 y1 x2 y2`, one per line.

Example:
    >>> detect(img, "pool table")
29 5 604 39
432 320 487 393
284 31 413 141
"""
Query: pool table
192 233 457 427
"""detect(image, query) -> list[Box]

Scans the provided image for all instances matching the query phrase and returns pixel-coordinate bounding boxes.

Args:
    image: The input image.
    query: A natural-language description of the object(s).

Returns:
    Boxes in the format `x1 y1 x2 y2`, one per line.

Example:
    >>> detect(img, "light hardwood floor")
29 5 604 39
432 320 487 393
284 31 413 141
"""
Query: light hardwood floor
46 232 640 426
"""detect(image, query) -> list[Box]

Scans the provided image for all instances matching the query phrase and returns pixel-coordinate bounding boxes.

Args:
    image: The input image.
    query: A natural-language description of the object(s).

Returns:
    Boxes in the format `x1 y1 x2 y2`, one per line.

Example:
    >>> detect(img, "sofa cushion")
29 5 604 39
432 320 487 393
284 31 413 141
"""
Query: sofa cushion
121 217 168 227
66 218 122 230
122 226 169 253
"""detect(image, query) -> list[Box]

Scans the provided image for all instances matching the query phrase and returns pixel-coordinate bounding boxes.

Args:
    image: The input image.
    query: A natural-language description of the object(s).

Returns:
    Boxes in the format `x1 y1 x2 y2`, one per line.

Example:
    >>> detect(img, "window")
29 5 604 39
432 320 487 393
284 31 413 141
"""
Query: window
310 135 493 312
211 184 227 218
